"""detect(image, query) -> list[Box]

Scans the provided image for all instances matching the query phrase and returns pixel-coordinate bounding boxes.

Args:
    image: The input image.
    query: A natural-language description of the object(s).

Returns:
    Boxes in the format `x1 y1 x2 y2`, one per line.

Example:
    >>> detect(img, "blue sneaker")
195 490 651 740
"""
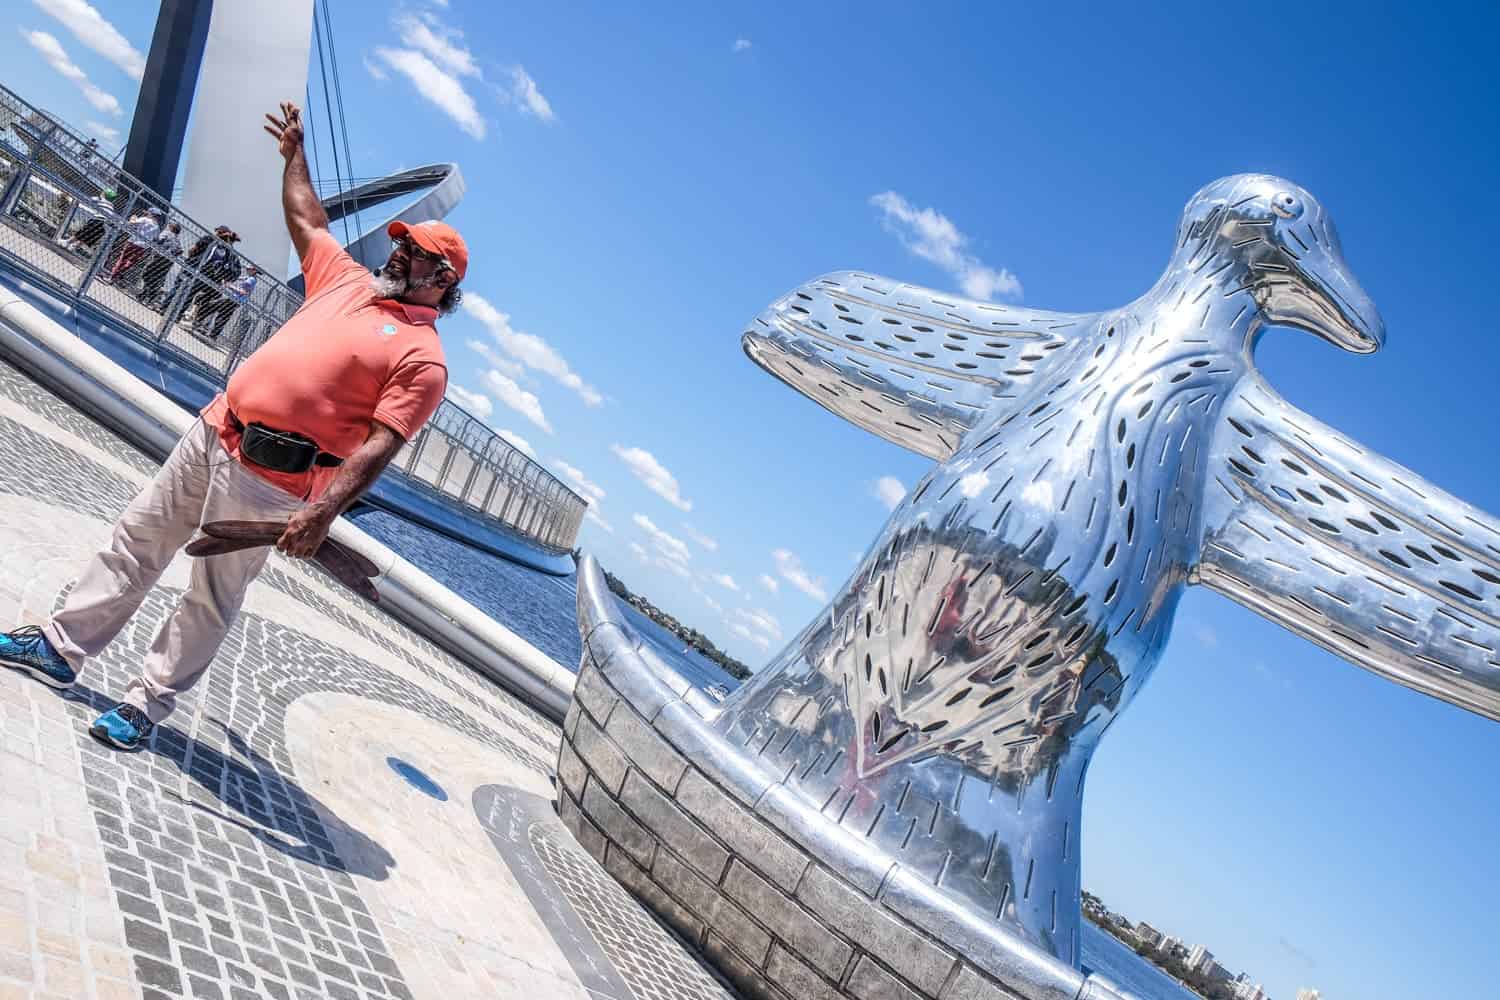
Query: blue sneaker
89 704 153 752
0 626 76 689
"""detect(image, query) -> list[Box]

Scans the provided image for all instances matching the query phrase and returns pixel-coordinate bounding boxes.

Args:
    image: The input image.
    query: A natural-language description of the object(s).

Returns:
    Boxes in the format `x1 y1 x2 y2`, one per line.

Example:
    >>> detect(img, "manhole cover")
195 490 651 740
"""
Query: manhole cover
387 757 447 801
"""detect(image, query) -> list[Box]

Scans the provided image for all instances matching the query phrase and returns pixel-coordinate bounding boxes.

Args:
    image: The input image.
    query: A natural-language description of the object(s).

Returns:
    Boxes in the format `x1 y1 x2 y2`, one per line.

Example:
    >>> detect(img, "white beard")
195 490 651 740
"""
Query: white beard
371 269 440 301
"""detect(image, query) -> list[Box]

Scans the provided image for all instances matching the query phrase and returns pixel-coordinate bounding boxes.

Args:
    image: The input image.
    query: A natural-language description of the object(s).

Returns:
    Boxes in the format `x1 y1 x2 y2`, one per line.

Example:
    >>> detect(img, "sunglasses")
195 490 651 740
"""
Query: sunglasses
390 237 448 268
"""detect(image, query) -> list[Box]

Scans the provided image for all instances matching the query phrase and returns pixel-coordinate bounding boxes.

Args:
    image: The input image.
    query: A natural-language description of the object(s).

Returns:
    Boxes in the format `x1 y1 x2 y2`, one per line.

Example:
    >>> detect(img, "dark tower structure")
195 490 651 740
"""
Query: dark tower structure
122 0 214 199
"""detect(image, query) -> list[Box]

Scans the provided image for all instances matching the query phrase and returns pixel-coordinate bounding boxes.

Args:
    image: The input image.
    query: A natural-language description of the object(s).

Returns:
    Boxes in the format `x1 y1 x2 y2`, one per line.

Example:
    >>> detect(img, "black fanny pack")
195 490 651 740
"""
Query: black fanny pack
230 412 343 475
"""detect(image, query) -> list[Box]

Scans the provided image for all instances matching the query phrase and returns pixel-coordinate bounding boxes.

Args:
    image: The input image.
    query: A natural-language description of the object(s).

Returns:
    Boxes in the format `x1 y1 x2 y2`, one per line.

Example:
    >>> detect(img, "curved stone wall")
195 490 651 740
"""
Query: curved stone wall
556 557 1132 1000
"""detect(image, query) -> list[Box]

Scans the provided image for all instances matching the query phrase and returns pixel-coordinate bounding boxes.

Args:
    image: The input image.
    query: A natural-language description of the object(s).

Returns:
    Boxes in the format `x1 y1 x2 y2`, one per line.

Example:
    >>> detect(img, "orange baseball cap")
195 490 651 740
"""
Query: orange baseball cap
388 219 468 281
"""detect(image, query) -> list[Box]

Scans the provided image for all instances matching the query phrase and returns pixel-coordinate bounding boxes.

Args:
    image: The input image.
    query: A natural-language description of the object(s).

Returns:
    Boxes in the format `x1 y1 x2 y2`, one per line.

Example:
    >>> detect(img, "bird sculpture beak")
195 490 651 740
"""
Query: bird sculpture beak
1264 246 1386 355
1307 251 1385 353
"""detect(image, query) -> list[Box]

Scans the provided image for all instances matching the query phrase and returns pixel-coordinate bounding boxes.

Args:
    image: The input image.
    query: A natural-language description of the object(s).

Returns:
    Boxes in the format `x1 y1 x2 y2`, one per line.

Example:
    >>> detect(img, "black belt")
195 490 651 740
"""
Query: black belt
228 411 344 474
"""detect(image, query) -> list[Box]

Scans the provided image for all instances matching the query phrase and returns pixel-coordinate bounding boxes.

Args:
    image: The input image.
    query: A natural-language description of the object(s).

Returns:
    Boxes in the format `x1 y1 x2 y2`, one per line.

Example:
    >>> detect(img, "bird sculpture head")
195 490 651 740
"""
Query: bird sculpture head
1173 173 1385 354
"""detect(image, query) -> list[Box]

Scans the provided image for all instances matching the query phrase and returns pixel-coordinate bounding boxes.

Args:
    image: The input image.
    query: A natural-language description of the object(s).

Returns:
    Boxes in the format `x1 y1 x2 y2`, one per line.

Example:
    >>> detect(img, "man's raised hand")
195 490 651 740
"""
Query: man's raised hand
262 101 304 162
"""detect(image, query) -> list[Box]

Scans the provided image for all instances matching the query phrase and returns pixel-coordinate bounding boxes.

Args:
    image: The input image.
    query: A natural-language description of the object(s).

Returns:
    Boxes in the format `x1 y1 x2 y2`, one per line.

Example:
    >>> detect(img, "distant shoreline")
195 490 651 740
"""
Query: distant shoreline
601 567 751 681
1083 906 1232 1000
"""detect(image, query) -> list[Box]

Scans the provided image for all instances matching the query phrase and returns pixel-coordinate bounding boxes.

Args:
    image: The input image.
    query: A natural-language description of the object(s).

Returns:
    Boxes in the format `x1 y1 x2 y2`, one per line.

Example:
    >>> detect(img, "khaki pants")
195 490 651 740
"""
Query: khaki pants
44 418 302 723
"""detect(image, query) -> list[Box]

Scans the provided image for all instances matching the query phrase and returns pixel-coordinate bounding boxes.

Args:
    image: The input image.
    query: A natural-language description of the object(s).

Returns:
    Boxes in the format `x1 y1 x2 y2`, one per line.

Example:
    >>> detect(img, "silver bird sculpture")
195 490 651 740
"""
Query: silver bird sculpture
707 172 1500 967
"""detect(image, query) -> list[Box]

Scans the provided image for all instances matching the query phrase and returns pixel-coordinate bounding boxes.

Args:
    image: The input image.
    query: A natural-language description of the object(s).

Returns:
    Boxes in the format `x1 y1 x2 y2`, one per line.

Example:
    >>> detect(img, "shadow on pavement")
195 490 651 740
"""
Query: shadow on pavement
61 681 396 881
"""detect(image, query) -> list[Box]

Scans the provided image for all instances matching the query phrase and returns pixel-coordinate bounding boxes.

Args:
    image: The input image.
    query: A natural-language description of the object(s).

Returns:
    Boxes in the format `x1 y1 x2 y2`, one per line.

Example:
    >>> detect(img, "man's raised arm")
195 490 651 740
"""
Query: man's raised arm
262 101 328 261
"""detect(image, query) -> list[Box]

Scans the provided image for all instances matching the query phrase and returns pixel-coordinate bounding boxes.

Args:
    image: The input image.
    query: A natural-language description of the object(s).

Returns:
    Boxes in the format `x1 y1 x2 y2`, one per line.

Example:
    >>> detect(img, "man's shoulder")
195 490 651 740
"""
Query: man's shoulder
394 329 446 364
302 229 363 271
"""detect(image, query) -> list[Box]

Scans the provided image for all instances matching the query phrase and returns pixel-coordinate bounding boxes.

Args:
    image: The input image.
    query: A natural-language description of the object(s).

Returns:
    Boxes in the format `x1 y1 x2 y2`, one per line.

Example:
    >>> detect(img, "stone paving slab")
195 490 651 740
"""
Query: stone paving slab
0 357 734 1000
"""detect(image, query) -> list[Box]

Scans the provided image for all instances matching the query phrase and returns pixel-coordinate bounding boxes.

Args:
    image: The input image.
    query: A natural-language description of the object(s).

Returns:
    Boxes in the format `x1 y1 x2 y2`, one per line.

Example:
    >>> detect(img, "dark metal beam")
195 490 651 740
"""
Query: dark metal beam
122 0 214 199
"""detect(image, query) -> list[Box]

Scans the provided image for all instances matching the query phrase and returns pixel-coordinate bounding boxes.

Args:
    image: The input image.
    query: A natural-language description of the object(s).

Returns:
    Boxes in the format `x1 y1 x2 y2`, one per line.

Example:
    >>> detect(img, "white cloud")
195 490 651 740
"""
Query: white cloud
873 475 905 510
702 591 724 614
482 369 550 432
1021 480 1053 507
682 523 718 552
732 38 752 53
629 541 649 563
661 559 691 580
633 513 691 566
83 120 118 143
553 459 605 503
773 548 828 603
552 458 609 531
22 30 121 116
734 607 783 642
508 66 555 121
959 471 990 499
463 293 602 407
396 13 478 78
32 0 145 80
709 573 740 593
448 384 493 420
612 445 692 511
375 46 485 139
870 191 1022 301
464 338 525 379
1193 624 1218 648
730 624 771 651
496 428 535 457
758 573 779 594
363 54 389 81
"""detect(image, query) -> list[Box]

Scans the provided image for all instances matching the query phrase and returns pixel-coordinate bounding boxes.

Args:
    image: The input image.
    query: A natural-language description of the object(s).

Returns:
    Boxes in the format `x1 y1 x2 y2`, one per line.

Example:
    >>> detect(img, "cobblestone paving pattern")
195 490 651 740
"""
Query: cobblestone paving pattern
0 362 559 763
530 822 729 1000
0 357 740 1000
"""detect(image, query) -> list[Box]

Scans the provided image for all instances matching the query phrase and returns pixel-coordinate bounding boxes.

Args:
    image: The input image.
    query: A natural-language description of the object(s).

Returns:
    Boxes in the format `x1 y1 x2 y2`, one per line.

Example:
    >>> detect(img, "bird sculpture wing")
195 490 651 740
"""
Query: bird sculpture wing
742 271 1092 461
1192 373 1500 720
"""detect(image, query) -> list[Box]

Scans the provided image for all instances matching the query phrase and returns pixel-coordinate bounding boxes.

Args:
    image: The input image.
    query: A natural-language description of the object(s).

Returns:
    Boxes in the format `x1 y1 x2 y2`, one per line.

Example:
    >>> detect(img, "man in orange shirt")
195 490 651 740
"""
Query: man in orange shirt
0 101 465 750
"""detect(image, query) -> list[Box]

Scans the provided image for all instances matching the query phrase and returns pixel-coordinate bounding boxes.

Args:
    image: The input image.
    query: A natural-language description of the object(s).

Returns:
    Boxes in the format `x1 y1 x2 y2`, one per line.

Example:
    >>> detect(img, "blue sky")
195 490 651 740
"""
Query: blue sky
6 2 1500 997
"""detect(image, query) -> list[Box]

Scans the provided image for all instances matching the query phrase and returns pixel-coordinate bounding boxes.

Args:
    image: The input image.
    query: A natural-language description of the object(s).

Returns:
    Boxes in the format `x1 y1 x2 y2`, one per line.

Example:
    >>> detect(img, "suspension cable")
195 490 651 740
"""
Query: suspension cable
309 8 353 251
303 84 323 201
319 0 364 254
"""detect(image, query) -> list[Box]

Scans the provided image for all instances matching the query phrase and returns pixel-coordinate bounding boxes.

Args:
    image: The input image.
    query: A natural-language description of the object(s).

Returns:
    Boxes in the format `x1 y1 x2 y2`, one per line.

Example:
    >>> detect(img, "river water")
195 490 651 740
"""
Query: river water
1080 923 1201 1000
359 511 1198 1000
354 510 740 692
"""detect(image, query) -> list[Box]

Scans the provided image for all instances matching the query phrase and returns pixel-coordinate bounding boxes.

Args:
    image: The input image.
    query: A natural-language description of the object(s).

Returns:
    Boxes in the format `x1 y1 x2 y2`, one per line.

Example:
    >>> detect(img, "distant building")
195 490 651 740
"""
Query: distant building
1158 935 1183 958
1134 921 1162 946
1295 991 1321 1000
1187 944 1215 973
1235 983 1270 1000
1207 960 1232 982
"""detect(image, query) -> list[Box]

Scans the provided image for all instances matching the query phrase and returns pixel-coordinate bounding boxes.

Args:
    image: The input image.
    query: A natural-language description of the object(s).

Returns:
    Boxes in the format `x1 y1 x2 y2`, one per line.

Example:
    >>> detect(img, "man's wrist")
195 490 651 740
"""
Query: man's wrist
305 499 339 523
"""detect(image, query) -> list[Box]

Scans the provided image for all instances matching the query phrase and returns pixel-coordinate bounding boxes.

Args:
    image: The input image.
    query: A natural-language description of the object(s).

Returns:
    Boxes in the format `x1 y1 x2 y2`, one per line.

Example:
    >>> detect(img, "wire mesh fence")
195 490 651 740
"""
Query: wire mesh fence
0 83 586 552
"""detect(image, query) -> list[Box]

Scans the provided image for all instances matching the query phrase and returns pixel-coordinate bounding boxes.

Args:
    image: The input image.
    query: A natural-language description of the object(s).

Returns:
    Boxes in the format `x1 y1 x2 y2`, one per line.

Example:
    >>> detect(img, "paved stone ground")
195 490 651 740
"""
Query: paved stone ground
0 357 734 1000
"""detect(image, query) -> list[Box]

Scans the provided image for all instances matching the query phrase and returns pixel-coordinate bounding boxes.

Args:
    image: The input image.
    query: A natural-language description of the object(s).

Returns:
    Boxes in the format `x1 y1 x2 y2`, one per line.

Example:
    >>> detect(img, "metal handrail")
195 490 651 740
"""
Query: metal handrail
0 82 586 552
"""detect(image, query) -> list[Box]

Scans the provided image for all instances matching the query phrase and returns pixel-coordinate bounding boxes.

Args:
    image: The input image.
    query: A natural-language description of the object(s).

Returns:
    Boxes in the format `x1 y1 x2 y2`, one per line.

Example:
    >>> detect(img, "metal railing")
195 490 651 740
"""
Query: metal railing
0 83 586 552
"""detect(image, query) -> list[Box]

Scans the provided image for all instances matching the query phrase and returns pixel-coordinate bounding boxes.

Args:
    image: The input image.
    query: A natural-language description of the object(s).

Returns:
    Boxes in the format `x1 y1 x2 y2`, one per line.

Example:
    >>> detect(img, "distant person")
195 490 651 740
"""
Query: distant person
104 207 162 283
169 225 234 313
197 264 258 339
66 188 118 254
140 221 183 305
182 227 242 326
0 100 463 751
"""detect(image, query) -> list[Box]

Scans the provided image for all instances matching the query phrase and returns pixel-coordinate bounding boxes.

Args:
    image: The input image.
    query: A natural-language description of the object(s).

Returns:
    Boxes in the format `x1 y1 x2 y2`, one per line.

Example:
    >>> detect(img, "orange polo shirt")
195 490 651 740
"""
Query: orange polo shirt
201 230 448 500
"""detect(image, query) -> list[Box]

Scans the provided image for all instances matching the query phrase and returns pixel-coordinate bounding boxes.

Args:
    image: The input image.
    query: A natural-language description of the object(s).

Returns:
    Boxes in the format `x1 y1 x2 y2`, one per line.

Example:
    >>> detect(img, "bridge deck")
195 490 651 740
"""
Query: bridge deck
0 358 726 1000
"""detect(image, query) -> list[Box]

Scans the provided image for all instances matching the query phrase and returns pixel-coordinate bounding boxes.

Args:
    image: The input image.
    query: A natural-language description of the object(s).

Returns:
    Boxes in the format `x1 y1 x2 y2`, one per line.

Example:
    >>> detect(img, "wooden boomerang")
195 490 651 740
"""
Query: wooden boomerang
185 520 381 603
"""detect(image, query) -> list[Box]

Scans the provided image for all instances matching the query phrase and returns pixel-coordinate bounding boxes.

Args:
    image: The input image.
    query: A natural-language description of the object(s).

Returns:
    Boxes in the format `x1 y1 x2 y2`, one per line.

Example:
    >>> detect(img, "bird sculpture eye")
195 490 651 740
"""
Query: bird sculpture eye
1271 191 1303 219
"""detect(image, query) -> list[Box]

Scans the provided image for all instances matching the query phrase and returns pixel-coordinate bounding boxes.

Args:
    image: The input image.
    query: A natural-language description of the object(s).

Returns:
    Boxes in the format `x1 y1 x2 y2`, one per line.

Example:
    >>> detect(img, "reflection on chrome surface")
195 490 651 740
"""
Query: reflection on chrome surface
718 173 1500 966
